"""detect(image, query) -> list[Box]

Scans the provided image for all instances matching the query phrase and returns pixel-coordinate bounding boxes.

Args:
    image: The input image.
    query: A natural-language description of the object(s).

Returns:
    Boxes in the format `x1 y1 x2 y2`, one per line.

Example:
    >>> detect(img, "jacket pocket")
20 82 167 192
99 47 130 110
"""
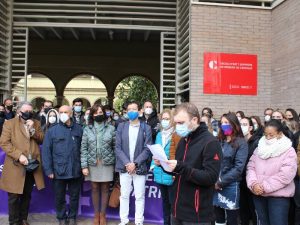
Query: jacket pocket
54 162 67 176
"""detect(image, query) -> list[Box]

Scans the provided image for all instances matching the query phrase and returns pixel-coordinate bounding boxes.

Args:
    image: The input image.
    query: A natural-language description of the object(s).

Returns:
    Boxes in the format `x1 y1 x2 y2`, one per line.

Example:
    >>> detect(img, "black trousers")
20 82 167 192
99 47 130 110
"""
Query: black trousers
239 181 257 225
8 172 34 225
171 216 211 225
53 177 82 221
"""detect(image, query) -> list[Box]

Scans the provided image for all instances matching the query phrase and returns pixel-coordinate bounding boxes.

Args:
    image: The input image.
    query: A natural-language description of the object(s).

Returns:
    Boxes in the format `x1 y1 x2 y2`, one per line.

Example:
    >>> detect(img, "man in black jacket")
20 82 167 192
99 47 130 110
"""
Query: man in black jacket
139 100 160 143
156 102 222 225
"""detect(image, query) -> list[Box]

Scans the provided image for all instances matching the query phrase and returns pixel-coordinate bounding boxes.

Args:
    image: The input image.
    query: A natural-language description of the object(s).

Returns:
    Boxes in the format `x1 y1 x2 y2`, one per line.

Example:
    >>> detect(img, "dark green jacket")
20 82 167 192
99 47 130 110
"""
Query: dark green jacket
80 122 115 168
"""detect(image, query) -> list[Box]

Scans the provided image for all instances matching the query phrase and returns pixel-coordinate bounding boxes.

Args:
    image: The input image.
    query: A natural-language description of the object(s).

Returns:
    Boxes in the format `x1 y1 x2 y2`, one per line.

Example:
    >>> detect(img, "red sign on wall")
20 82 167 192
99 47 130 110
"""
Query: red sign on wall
203 52 257 95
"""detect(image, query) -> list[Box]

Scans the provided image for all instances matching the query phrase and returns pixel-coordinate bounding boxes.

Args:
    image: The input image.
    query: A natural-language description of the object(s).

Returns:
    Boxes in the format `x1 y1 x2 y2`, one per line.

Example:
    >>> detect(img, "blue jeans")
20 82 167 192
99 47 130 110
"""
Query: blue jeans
53 178 82 221
253 196 290 225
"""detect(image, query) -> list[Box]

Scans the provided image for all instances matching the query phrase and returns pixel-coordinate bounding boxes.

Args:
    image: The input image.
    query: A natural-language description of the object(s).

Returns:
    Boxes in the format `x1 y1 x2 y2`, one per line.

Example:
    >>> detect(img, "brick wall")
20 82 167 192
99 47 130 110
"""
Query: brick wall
190 4 272 118
271 0 300 113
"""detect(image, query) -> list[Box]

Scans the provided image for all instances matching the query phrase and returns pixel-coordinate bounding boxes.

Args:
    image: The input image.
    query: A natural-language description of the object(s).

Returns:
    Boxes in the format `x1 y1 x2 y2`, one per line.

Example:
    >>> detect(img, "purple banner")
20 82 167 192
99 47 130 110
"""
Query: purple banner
0 148 163 224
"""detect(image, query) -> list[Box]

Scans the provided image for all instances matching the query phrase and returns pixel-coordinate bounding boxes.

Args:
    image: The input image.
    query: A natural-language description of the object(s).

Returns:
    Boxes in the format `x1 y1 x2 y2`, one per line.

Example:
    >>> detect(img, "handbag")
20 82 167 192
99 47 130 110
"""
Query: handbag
25 159 40 172
109 175 121 208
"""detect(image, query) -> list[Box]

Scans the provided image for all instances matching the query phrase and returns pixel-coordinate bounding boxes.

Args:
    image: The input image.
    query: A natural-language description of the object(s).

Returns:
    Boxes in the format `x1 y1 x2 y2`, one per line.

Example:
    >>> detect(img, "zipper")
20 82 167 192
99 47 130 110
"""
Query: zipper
174 138 190 218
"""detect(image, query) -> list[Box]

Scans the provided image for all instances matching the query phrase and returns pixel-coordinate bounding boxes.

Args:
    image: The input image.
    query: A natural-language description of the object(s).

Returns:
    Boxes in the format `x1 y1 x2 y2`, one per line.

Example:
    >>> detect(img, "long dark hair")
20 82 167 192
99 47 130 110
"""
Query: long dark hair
286 108 299 122
218 112 244 147
88 104 106 125
250 116 263 129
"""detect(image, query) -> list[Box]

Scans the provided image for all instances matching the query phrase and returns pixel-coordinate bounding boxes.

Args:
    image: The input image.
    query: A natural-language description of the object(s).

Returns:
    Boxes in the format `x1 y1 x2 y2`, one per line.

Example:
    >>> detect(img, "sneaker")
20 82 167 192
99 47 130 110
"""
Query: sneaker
118 222 128 225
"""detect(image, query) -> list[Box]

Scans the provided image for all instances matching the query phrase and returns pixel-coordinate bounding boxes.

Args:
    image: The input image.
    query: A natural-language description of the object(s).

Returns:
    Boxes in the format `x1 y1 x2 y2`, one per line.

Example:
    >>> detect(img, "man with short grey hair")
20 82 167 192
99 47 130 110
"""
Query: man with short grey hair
0 101 45 225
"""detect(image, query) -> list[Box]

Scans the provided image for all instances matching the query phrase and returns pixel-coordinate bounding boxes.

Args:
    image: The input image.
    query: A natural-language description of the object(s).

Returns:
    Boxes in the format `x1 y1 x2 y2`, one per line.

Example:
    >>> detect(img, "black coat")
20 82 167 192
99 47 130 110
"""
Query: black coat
171 124 222 223
139 109 160 143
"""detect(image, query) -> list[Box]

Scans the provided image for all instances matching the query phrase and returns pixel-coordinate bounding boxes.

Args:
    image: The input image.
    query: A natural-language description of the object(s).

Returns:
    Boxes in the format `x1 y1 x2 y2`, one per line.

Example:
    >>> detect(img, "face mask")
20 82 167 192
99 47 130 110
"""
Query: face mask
176 123 191 137
123 113 129 120
253 124 258 131
127 111 139 121
94 115 106 123
113 116 119 121
48 116 57 124
221 124 233 136
106 111 111 117
0 111 5 117
84 115 89 121
264 115 271 122
74 106 82 113
237 116 242 122
241 125 249 136
144 108 153 115
161 120 170 129
265 137 277 145
44 107 52 114
60 113 69 123
6 105 13 111
288 118 294 121
213 130 218 137
21 111 33 121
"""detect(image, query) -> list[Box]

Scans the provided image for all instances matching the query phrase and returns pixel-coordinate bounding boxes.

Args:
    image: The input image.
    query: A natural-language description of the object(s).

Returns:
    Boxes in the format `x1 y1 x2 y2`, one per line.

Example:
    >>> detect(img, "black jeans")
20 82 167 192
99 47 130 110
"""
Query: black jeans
171 216 211 225
160 184 174 225
8 172 34 225
53 177 82 221
293 177 300 225
214 206 238 225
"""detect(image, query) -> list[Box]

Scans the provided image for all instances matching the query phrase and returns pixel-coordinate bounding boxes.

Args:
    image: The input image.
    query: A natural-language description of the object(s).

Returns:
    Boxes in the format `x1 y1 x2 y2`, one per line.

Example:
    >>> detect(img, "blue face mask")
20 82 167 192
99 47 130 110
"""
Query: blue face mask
106 111 111 117
74 106 82 113
161 120 170 129
127 111 139 121
176 123 191 137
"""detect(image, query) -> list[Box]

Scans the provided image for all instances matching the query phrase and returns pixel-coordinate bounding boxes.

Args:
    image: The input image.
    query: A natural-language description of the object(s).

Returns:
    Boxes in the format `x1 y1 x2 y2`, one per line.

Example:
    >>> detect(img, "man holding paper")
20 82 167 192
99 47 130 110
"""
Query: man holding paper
155 103 222 225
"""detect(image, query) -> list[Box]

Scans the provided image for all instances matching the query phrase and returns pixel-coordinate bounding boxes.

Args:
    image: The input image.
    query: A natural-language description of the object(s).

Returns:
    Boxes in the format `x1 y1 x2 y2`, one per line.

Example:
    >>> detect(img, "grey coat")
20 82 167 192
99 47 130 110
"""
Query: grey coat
80 122 116 168
115 121 152 175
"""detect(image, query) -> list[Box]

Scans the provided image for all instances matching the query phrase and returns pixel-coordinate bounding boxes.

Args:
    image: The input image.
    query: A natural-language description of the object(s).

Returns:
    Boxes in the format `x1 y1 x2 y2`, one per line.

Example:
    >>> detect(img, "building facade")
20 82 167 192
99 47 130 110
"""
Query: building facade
0 0 299 117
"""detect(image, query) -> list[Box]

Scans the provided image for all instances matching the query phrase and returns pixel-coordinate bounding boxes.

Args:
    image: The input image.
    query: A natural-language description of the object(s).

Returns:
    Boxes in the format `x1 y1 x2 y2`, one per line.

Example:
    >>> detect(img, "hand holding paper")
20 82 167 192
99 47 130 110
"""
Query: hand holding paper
147 144 173 172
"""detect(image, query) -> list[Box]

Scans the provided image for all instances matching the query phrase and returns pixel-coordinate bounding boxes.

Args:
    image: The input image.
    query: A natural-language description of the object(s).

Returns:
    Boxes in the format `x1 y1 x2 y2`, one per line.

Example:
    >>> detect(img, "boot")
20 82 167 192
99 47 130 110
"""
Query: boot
99 212 107 225
93 212 100 225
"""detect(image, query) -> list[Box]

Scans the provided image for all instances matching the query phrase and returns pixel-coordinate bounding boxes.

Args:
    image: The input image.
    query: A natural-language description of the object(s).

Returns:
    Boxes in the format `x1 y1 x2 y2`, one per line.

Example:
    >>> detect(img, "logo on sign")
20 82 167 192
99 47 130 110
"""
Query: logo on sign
208 60 218 69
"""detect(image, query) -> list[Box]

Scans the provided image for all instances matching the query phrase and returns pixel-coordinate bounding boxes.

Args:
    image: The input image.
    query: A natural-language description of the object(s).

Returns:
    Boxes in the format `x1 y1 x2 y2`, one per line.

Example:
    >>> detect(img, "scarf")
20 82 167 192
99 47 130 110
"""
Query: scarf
161 127 174 149
257 135 292 159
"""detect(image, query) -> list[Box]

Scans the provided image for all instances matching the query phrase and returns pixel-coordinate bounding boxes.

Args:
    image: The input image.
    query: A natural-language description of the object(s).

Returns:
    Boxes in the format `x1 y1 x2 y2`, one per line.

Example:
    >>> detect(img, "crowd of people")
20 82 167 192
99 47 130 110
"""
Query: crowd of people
0 97 299 225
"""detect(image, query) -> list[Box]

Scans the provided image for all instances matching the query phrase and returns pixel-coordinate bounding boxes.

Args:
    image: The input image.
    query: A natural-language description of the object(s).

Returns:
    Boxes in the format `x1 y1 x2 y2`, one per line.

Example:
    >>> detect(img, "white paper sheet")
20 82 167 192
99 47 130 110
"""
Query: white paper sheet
147 144 172 172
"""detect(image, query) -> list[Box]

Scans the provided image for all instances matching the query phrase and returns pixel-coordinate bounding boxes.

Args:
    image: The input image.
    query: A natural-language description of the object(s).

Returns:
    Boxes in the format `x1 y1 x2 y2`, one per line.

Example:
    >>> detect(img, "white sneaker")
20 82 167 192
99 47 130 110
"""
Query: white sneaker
118 222 128 225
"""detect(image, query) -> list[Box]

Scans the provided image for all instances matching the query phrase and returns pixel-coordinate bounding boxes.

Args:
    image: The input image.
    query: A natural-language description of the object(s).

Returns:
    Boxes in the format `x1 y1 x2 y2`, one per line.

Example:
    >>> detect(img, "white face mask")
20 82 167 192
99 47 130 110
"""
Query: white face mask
60 113 69 123
253 124 258 131
144 108 153 115
48 116 57 124
84 115 89 121
265 115 271 122
241 125 249 136
237 116 242 122
113 116 119 121
265 137 277 145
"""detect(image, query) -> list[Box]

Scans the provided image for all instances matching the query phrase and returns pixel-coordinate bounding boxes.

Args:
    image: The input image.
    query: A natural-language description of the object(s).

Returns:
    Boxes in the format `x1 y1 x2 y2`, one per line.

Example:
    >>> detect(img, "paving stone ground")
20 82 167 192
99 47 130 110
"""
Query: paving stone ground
0 214 156 225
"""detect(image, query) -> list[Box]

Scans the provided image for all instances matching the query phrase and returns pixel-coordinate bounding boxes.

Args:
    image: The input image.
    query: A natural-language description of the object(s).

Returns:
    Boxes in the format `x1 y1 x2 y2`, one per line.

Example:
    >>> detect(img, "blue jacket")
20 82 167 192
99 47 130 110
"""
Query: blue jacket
42 121 83 179
115 121 152 175
151 132 173 186
217 137 248 188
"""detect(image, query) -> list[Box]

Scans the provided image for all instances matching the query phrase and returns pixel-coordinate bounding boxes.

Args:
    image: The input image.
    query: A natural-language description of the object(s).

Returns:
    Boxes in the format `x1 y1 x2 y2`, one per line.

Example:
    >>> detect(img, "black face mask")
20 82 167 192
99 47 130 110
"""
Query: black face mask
44 107 52 114
21 111 33 121
94 115 106 123
6 105 13 111
0 111 5 118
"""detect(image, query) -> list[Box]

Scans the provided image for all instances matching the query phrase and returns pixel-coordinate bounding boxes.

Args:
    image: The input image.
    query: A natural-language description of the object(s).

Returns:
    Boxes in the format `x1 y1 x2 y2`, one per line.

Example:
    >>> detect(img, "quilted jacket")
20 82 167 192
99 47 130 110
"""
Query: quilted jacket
80 122 116 168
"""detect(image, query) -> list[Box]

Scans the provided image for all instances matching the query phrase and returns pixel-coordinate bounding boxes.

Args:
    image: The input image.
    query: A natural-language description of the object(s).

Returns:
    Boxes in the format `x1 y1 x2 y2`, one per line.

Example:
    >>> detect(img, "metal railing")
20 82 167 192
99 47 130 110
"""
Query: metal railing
176 0 190 95
13 0 177 31
0 0 12 92
160 32 176 110
11 27 28 101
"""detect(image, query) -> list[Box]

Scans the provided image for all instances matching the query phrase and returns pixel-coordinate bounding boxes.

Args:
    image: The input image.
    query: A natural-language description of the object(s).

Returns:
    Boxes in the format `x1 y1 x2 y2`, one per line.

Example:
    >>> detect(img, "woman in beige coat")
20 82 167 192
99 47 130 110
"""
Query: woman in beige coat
0 101 45 225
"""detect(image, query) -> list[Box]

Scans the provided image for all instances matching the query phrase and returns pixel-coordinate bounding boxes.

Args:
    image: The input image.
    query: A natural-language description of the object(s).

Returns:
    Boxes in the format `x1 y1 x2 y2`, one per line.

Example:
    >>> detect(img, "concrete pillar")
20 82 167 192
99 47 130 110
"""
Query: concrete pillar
55 95 65 106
